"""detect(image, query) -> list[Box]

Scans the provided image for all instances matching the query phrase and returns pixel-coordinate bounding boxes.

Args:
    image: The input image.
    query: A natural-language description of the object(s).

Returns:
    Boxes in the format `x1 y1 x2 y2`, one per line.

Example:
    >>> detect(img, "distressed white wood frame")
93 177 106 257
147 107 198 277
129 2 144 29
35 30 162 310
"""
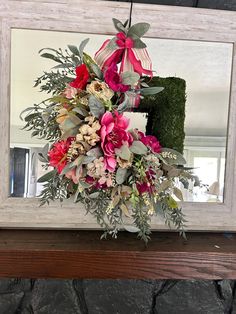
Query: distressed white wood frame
0 0 236 230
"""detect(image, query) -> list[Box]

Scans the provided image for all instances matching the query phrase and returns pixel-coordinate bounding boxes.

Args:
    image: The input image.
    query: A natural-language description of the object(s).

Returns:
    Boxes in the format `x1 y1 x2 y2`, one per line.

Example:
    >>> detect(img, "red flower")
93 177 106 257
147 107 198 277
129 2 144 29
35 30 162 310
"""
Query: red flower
48 137 74 173
138 132 161 153
70 64 89 90
104 64 129 93
136 168 156 195
136 182 152 194
85 176 108 190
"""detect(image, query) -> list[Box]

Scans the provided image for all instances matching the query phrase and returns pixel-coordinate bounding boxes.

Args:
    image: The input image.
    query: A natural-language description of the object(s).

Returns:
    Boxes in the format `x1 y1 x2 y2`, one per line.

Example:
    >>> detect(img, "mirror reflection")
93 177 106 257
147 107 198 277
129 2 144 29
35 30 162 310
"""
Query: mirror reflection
10 29 233 202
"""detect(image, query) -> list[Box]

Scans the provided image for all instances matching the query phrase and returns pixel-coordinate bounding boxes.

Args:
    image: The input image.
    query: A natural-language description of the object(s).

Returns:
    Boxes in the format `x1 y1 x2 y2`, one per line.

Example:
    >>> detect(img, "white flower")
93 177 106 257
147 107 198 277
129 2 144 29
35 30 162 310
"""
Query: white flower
87 81 114 101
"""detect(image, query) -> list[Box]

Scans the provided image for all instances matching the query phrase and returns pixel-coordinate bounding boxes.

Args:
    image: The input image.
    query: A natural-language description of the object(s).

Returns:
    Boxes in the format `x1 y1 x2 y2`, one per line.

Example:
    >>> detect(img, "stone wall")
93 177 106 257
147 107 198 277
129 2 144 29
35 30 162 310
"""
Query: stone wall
0 279 235 313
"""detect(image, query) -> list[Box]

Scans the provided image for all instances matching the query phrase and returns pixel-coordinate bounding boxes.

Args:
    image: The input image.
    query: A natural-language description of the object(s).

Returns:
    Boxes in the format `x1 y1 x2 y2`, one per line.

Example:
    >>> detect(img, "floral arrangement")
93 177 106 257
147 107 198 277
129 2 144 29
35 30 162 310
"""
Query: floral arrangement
21 19 197 242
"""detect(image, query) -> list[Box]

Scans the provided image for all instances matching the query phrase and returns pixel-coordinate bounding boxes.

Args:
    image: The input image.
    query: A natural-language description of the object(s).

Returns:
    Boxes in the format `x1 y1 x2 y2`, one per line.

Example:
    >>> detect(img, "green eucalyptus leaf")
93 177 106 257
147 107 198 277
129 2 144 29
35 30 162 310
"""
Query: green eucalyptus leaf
38 47 59 54
140 82 149 88
79 38 90 58
60 118 76 131
52 63 74 69
19 107 35 121
117 93 131 113
41 112 50 123
86 147 103 158
123 20 129 28
115 144 131 161
72 107 89 117
37 153 47 163
31 130 39 137
60 162 76 176
82 156 96 164
130 141 147 155
161 148 186 166
112 18 127 33
123 224 140 233
68 45 80 57
133 38 147 48
73 155 85 167
89 192 100 199
40 53 62 64
127 22 150 38
71 55 80 65
91 63 103 79
24 113 38 122
79 180 91 189
61 127 80 140
140 87 164 96
116 167 128 184
88 95 105 118
74 189 81 203
68 113 82 126
121 71 139 86
40 143 49 160
37 169 57 183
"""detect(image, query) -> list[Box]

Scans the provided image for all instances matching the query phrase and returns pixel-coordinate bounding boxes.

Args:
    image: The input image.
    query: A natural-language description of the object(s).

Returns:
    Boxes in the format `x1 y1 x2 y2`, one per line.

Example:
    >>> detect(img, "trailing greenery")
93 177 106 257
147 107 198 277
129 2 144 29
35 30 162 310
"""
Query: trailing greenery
137 77 186 154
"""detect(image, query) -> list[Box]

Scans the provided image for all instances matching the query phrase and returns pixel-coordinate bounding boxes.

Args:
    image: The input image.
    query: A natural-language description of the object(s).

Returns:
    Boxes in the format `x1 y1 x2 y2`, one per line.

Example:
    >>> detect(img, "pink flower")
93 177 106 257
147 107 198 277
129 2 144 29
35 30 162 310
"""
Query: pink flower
104 64 129 93
138 132 161 153
100 111 133 171
65 168 79 184
48 137 74 174
64 85 77 99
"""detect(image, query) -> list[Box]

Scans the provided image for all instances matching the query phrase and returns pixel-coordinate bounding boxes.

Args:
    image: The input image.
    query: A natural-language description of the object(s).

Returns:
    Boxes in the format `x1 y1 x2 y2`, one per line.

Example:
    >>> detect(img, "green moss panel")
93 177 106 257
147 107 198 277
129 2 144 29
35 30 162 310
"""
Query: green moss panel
138 77 186 154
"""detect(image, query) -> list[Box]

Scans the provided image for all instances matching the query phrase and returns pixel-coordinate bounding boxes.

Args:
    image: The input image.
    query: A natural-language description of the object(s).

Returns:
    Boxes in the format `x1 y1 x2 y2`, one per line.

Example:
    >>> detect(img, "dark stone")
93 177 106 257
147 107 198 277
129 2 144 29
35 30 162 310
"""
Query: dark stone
216 280 234 313
29 279 83 314
108 0 236 11
230 282 236 314
154 280 226 314
83 279 155 314
197 0 236 10
0 279 32 314
131 0 195 6
0 291 24 314
108 0 195 6
0 278 31 294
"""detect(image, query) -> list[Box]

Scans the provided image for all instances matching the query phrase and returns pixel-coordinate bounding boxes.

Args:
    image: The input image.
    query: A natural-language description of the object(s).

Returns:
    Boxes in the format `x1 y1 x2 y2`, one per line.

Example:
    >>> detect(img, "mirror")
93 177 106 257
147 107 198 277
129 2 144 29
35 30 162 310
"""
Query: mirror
10 29 233 202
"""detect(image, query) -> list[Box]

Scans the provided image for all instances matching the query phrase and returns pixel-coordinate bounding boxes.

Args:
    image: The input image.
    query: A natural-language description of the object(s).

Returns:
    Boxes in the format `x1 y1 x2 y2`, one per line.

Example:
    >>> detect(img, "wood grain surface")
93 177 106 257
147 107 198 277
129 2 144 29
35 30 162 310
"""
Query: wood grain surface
0 230 235 279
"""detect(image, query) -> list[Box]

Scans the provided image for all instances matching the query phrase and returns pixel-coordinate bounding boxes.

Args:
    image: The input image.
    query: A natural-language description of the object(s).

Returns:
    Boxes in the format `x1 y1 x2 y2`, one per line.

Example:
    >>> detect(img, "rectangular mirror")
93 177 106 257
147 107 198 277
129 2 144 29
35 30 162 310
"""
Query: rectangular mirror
10 29 232 203
1 0 236 230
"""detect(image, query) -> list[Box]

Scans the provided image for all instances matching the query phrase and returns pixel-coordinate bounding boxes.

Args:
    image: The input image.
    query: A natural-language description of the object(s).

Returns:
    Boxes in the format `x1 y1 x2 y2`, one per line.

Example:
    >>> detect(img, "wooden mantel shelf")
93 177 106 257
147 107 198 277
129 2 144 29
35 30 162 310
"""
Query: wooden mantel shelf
0 230 235 279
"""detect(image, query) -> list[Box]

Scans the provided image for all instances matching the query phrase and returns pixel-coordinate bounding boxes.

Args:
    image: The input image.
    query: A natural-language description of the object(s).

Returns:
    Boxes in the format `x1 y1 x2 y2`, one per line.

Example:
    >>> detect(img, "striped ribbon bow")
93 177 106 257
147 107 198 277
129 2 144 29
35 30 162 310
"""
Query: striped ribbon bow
94 32 153 77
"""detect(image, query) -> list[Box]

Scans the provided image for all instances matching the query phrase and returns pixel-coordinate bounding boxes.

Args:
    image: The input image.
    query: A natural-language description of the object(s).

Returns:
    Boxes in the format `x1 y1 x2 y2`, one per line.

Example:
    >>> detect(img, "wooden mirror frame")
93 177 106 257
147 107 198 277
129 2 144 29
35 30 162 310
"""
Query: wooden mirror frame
0 0 236 232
